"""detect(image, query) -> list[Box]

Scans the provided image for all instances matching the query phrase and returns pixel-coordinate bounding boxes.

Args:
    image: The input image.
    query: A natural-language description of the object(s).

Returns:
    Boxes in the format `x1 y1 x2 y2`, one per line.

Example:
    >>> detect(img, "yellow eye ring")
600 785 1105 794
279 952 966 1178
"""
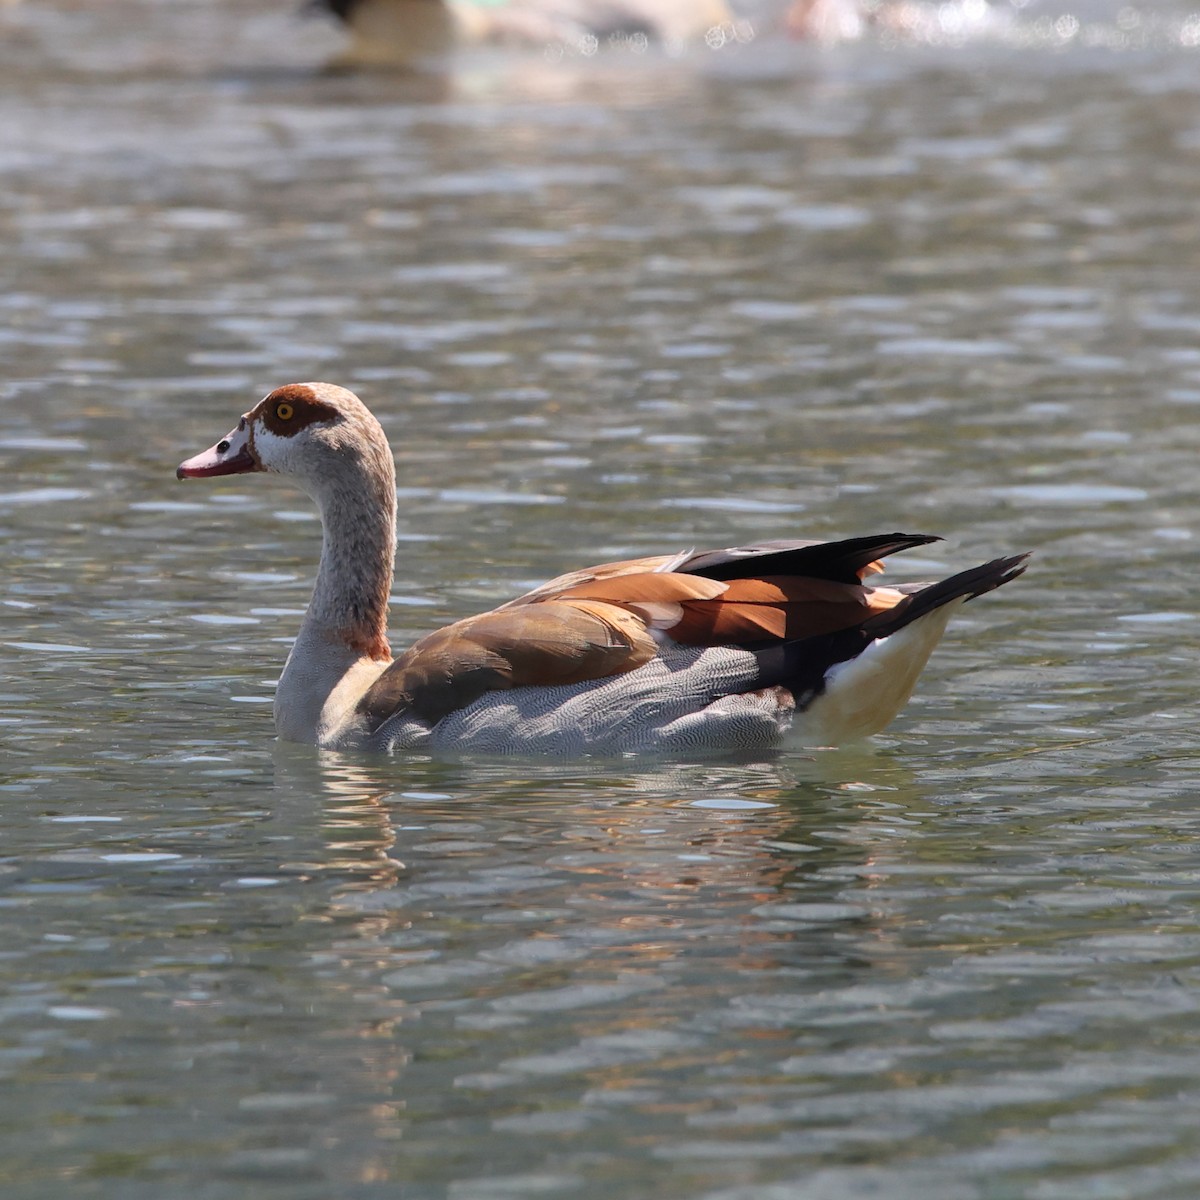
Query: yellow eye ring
276 402 294 421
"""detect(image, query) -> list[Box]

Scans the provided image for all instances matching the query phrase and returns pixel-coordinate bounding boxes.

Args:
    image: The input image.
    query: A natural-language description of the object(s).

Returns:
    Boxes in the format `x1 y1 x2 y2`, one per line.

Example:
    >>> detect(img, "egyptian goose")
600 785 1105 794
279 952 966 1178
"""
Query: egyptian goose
177 383 1027 755
312 0 736 67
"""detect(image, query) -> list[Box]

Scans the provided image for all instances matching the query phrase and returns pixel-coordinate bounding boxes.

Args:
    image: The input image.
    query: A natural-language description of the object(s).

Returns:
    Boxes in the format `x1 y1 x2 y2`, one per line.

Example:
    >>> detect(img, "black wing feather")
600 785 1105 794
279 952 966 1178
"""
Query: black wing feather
680 533 943 585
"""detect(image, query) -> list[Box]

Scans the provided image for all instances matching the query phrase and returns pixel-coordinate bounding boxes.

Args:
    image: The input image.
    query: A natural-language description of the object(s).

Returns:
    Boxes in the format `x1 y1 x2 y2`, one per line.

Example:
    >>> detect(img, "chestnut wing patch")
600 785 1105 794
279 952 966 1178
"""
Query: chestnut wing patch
556 571 907 645
504 533 941 609
669 577 907 644
357 600 657 729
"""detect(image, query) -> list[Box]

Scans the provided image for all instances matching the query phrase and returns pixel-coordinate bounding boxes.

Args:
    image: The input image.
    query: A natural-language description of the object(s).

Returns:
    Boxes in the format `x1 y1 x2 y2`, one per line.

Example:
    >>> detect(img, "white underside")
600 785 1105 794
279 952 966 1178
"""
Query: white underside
359 603 963 756
797 599 965 746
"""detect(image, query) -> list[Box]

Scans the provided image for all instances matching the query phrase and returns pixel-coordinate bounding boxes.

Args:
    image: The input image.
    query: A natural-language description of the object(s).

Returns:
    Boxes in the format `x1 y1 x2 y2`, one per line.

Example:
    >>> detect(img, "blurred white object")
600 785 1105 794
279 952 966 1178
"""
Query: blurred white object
785 0 1006 45
315 0 735 66
784 0 865 42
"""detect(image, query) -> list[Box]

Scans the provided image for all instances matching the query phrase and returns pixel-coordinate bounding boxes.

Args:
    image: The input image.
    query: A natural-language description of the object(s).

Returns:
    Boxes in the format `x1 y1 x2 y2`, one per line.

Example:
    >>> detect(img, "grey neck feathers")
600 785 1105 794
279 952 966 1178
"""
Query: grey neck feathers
304 452 397 662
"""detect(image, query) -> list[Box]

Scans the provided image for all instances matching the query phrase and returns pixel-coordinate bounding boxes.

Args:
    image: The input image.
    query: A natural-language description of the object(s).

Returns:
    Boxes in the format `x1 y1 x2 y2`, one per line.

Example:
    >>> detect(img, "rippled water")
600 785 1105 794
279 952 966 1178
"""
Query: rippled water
7 1 1200 1196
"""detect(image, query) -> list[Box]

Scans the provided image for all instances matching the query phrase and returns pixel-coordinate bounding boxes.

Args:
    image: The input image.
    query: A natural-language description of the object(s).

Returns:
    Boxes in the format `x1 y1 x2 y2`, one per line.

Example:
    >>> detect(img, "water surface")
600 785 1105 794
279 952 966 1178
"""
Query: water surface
5 1 1200 1196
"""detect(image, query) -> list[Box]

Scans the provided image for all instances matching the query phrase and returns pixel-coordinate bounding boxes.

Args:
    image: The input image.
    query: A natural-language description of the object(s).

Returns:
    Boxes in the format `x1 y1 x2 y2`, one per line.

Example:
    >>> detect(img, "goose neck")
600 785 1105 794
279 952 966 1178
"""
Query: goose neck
306 464 397 662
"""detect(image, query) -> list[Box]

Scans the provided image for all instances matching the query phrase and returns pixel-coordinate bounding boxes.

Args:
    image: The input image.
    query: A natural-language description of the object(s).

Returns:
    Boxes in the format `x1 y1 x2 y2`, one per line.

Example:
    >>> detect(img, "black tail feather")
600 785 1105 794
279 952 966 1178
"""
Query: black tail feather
748 552 1030 708
863 553 1031 639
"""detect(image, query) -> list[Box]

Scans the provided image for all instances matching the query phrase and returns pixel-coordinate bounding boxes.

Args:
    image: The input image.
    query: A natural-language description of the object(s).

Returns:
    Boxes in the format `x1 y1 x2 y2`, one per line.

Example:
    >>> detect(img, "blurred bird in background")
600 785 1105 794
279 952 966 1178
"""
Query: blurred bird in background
310 0 1009 67
312 0 738 67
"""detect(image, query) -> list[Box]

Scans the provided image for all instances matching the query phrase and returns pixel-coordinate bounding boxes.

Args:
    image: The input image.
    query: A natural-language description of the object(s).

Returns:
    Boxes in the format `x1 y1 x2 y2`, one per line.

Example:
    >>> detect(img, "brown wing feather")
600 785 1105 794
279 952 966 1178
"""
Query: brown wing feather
534 570 909 647
556 572 729 605
501 554 684 608
357 600 657 729
667 578 908 645
505 534 932 608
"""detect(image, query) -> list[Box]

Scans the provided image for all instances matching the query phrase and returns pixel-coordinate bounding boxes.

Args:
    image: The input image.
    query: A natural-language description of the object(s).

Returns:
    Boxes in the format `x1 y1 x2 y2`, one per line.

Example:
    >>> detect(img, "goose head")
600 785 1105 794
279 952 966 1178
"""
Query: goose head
176 382 394 504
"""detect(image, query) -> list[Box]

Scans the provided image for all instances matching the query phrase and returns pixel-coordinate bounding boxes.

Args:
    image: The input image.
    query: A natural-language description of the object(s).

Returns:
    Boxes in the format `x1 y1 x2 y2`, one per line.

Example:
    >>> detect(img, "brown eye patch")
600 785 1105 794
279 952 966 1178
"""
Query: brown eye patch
255 384 342 437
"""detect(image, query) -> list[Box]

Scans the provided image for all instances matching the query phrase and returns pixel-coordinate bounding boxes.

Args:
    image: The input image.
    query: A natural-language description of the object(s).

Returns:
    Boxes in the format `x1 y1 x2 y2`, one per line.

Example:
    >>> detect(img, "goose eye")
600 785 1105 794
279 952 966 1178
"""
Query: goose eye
276 402 294 421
